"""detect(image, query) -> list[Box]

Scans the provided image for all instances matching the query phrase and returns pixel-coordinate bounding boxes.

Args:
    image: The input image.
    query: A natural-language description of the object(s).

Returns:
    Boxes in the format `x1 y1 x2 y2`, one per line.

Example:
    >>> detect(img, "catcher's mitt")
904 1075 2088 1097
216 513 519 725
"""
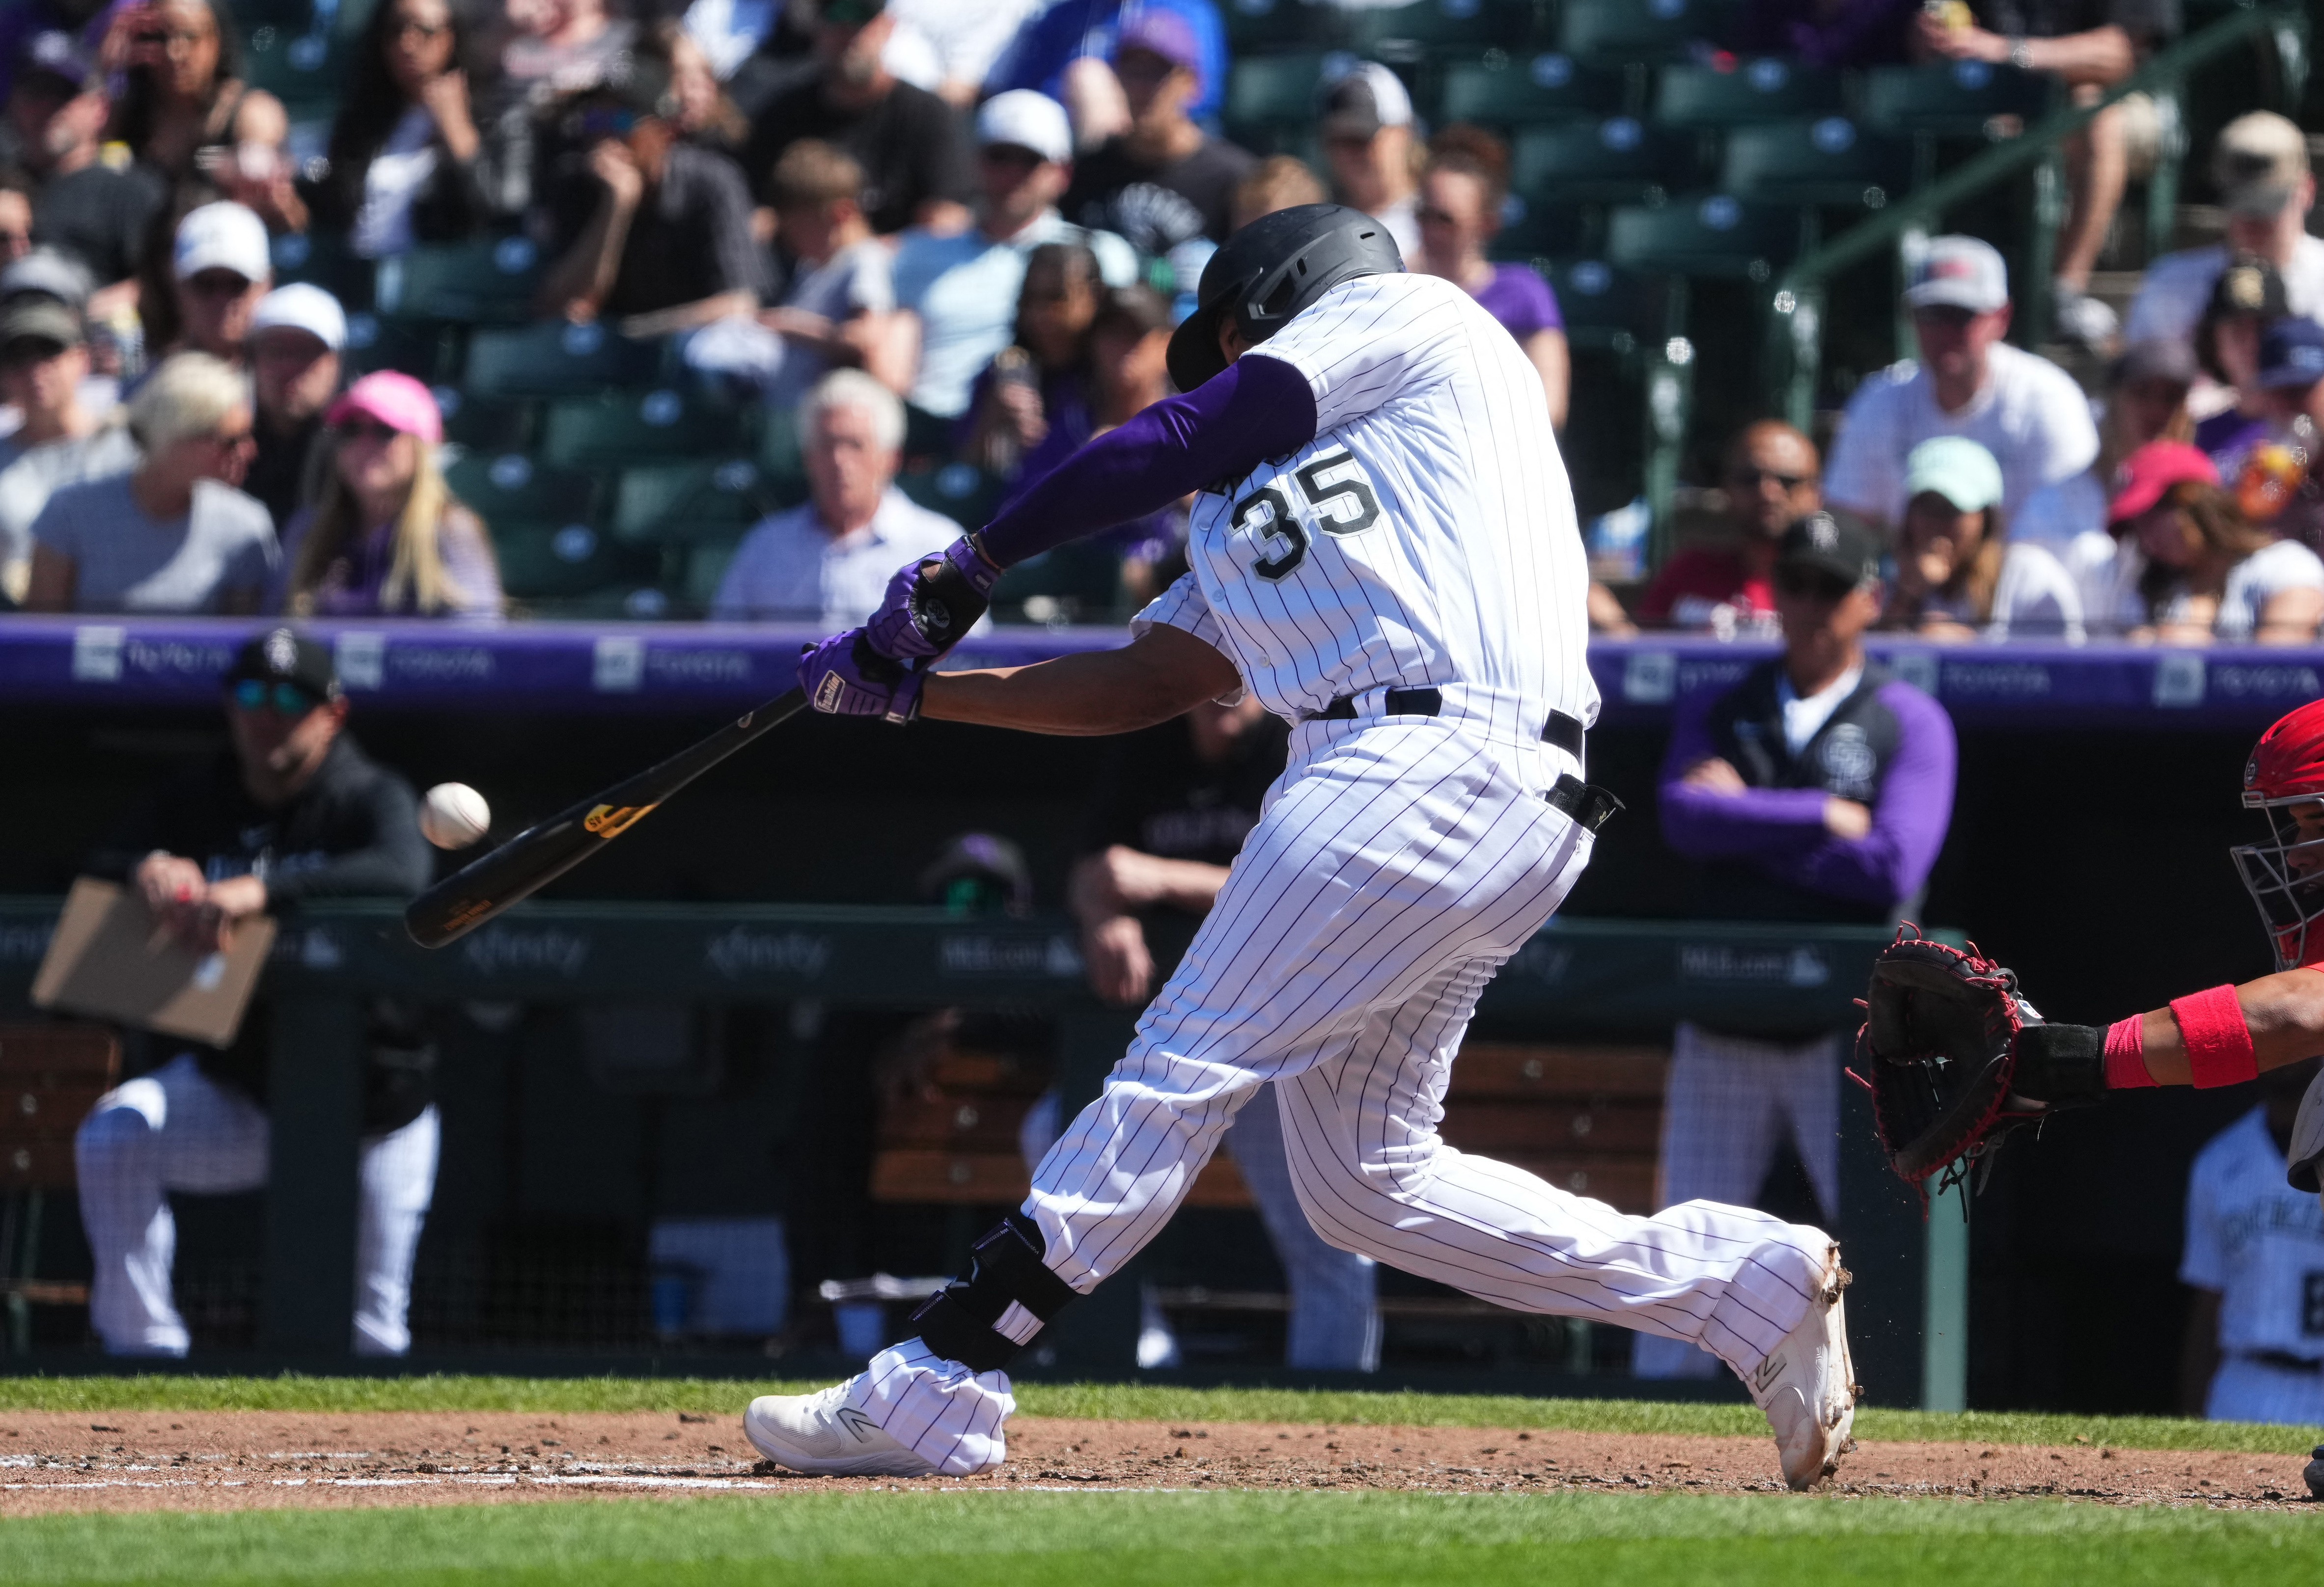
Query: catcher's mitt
1852 932 2102 1194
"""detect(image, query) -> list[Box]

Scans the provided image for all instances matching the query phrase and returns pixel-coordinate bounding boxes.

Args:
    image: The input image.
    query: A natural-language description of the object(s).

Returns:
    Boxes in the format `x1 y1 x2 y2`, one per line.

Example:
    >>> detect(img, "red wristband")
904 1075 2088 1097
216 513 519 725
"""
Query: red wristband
2169 984 2259 1089
2103 1015 2156 1089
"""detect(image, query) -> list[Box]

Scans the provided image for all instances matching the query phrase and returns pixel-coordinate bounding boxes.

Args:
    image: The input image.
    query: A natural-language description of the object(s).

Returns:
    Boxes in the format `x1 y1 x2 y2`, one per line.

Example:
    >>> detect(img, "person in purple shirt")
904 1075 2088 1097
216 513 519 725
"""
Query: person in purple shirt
1636 507 1956 1381
1413 126 1566 428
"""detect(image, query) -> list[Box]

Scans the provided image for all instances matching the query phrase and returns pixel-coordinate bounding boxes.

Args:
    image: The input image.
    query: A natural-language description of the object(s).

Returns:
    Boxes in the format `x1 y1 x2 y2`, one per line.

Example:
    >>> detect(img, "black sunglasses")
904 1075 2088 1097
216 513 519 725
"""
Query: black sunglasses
1729 466 1809 492
337 418 402 443
229 678 322 715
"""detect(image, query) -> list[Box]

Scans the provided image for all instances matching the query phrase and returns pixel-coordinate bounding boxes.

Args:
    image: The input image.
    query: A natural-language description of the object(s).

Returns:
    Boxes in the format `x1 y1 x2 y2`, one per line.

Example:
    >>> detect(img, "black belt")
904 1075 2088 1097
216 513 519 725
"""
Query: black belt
1306 687 1590 759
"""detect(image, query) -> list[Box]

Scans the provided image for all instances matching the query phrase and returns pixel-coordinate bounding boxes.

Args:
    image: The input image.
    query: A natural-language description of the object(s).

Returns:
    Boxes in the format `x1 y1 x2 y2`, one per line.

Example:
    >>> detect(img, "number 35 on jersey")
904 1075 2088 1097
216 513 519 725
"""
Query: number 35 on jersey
1223 447 1383 581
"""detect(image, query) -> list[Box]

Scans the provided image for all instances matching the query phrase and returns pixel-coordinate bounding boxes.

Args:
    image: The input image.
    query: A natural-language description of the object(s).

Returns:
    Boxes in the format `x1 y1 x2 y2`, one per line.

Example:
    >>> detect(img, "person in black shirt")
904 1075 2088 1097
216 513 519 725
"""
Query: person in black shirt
6 31 166 298
1063 695 1382 1371
742 0 972 238
1061 10 1253 255
74 628 441 1357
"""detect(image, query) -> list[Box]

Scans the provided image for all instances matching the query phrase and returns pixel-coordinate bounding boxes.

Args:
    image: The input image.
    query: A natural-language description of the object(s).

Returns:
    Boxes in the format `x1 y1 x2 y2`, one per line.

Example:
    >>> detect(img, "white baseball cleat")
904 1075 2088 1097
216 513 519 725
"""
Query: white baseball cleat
743 1383 939 1477
1746 1244 1859 1491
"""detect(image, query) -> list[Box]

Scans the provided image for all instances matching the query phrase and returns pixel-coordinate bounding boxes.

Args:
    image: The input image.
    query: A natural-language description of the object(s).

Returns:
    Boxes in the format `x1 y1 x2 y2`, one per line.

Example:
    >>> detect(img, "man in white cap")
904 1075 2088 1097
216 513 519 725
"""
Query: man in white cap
1318 62 1419 262
2127 112 2324 351
883 89 1134 435
1823 235 2097 531
165 201 271 365
243 282 346 532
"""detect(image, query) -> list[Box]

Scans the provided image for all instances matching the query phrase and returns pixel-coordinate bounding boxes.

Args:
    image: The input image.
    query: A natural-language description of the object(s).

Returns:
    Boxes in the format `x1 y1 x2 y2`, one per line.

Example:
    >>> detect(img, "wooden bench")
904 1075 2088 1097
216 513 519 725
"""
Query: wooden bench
0 1024 119 1347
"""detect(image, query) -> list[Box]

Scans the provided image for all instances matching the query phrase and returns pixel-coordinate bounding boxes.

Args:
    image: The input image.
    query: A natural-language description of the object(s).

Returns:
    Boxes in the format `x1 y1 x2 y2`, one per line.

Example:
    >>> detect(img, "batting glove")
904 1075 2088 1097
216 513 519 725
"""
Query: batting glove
864 536 1002 661
799 629 924 724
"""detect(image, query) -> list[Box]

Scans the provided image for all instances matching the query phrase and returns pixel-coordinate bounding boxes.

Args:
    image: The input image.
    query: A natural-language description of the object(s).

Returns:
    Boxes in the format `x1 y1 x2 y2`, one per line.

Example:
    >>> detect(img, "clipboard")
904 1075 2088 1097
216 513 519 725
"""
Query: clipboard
30 876 277 1049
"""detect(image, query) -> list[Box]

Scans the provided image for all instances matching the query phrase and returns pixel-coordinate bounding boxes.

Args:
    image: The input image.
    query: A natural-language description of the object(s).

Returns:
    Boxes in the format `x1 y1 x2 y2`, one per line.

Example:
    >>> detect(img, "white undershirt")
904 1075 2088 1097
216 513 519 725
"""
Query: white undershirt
352 108 442 260
1776 661 1863 758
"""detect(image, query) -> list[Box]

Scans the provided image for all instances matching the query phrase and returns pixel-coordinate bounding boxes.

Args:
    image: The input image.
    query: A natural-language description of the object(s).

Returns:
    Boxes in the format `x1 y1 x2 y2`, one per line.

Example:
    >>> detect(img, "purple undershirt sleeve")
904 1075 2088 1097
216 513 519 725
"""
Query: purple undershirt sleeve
1657 698 1832 859
975 353 1320 567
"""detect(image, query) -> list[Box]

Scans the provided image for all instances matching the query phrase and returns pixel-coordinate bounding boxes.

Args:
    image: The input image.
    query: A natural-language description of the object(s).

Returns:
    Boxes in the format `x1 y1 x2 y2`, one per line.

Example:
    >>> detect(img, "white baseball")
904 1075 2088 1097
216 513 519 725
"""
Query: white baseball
419 783 492 849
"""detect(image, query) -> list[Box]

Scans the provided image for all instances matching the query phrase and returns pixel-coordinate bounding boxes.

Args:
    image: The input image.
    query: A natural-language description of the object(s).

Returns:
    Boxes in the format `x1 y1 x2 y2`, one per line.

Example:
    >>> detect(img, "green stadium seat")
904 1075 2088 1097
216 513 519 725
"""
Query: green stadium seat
432 389 531 452
1512 118 1700 205
1718 118 1914 208
1558 0 1722 66
268 230 371 308
1344 0 1518 58
1538 259 1676 354
339 313 455 383
610 458 790 545
1224 52 1335 145
896 463 1003 532
492 518 658 602
989 539 1129 624
676 536 746 615
1606 194 1806 278
1860 62 2053 137
239 26 347 118
1221 0 1324 53
1652 60 1845 128
442 450 601 527
1438 54 1625 127
464 320 662 398
372 236 544 324
1485 199 1586 262
232 0 325 31
539 389 748 467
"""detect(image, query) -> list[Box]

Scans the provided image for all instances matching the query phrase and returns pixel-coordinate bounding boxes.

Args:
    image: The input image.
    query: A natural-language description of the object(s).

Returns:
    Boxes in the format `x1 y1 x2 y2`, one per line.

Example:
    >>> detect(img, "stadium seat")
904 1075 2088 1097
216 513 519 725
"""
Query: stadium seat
896 463 1003 532
339 313 455 383
373 236 545 324
1221 0 1324 53
1512 118 1701 206
539 389 748 467
1606 194 1805 278
431 389 531 452
1538 259 1677 355
1652 60 1846 128
1718 118 1915 208
1437 54 1626 127
989 539 1130 624
1343 0 1520 59
1557 0 1724 66
1224 52 1337 147
1860 62 2053 138
492 518 658 602
609 458 791 545
268 230 371 309
464 321 662 398
1485 199 1586 263
442 450 601 528
238 25 347 119
676 536 746 615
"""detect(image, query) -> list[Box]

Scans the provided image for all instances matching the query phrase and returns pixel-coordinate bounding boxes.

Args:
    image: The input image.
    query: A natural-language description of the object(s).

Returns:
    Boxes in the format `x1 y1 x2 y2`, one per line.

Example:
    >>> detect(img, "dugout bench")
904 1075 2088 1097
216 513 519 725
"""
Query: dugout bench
0 901 1967 1407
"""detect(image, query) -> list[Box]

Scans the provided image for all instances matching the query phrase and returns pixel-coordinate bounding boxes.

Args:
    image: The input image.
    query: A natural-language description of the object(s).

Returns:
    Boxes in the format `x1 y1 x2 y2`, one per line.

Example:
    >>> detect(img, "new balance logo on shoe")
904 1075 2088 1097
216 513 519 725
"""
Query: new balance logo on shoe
836 1408 882 1441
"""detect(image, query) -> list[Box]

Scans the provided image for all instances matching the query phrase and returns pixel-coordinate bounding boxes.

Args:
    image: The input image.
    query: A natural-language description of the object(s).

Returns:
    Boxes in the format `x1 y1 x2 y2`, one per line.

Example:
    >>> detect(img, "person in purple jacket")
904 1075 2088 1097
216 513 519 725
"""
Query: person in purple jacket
1635 507 1957 1380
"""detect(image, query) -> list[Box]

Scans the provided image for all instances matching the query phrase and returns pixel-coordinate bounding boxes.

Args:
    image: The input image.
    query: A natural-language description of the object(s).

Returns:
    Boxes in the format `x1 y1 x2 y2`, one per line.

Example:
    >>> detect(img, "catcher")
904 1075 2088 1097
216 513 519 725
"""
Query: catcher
1859 696 2324 1196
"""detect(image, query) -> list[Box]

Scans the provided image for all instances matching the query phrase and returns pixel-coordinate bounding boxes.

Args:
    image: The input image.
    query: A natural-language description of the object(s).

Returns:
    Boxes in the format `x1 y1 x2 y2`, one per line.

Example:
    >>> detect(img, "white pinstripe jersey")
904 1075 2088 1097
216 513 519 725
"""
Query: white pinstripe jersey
1136 271 1600 754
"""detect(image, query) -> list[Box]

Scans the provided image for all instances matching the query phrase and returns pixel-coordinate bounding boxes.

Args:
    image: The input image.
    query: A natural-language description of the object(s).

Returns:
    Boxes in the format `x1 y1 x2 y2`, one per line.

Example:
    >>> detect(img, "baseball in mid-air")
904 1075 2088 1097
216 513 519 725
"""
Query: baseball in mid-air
419 783 492 849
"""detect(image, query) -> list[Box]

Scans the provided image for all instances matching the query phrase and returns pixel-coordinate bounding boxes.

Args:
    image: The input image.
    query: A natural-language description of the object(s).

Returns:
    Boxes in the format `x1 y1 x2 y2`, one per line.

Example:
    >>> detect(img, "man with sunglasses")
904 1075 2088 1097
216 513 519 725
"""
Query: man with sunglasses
1638 508 1956 1380
1637 419 1823 635
1822 236 2096 534
73 627 440 1356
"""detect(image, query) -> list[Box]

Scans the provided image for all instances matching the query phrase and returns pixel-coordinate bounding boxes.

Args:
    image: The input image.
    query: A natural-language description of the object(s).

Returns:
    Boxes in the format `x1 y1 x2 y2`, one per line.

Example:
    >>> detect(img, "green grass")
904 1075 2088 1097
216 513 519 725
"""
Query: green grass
3 1490 2323 1586
0 1377 2313 1454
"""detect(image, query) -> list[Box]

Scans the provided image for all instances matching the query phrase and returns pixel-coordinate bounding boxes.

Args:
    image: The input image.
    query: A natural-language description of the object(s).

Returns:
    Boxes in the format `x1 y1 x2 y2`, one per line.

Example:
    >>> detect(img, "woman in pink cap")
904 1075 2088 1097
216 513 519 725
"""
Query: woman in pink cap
2107 439 2324 646
279 370 502 618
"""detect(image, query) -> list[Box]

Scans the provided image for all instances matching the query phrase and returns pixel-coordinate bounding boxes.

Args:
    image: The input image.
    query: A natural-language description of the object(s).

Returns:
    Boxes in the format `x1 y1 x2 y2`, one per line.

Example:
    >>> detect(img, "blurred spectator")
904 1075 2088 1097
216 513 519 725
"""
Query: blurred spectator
960 238 1099 475
743 0 974 238
1881 435 2080 641
280 372 501 620
535 66 767 333
75 627 438 1357
2211 318 2324 550
1636 419 1822 634
2106 442 2324 646
1732 0 1916 66
493 0 638 102
7 31 165 299
106 0 303 233
986 0 1226 137
748 139 901 405
661 20 751 156
2192 257 2288 465
1228 153 1325 234
885 0 1045 109
2177 1057 2324 1425
242 283 345 533
23 350 272 613
1319 62 1418 263
1912 0 2175 349
2128 113 2324 349
710 368 959 622
884 90 1133 434
311 0 510 259
1639 506 1954 1380
0 165 31 265
1060 10 1250 255
149 198 269 364
2013 337 2195 624
1064 693 1382 1372
1823 235 2096 529
1415 126 1565 428
0 294 136 603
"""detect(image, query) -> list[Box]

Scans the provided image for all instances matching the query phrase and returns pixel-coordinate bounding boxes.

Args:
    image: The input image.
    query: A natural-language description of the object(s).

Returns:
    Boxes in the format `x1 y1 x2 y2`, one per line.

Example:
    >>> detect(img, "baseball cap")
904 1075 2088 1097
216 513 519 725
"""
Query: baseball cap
918 832 1032 915
173 202 271 285
1903 435 2005 515
2107 337 2197 390
0 297 84 355
249 282 347 353
2107 440 2219 524
2207 251 2289 322
1774 508 1882 586
326 370 444 444
1114 9 1202 82
16 29 100 95
224 626 340 701
0 247 94 308
1903 235 2008 314
975 89 1071 164
2213 111 2309 218
1319 62 1413 140
2258 316 2324 390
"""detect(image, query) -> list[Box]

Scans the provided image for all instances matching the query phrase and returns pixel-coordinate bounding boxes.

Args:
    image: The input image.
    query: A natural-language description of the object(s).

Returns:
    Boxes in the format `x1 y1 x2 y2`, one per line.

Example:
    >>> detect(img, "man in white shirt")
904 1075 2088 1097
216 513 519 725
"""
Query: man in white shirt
711 369 963 623
884 90 1135 426
1822 235 2097 529
1317 62 1419 265
2126 113 2324 350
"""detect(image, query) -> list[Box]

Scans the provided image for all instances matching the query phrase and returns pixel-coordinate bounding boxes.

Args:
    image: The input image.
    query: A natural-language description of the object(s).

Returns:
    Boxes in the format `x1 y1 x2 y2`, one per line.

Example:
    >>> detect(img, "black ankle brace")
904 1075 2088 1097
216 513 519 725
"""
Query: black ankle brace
909 1212 1079 1372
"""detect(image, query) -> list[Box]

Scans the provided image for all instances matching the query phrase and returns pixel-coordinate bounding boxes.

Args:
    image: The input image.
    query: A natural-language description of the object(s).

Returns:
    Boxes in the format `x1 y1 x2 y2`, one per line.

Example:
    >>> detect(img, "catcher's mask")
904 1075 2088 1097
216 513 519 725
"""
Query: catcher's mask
2234 699 2324 970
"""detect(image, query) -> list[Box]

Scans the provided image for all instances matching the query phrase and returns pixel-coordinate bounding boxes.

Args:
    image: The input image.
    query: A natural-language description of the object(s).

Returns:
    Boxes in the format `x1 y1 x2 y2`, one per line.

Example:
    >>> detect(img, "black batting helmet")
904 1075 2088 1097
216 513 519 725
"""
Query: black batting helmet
1165 203 1404 390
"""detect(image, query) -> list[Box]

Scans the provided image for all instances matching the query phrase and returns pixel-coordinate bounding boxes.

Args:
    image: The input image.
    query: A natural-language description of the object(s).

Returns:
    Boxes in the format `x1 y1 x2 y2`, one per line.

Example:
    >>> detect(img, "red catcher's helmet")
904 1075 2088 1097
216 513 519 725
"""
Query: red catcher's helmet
2233 699 2324 968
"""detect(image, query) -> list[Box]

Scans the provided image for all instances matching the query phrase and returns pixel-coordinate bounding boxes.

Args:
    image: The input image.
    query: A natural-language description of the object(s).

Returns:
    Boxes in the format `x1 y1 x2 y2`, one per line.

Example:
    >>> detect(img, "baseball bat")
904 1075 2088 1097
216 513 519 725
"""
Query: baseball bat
404 685 807 949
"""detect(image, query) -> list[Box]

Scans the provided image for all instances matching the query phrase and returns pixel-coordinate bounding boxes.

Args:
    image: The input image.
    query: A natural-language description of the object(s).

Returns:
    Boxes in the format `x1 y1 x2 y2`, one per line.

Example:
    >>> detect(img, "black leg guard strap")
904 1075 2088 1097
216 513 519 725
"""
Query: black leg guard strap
909 1211 1080 1372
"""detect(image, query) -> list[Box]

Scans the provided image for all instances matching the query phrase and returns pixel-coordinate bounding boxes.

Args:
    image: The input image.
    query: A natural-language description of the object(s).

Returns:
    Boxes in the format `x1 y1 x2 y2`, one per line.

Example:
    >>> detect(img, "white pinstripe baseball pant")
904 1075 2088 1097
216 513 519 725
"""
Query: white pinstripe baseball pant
854 719 1834 1473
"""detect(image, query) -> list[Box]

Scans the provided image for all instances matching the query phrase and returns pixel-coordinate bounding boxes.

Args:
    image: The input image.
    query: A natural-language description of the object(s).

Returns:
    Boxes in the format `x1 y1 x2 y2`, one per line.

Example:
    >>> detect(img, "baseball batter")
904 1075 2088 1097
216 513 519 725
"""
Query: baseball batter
749 205 1858 1488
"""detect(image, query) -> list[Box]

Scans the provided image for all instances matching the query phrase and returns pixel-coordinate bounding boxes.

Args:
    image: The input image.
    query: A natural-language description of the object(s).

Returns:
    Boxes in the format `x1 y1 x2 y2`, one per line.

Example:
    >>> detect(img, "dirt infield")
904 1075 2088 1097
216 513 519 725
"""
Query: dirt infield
0 1411 2313 1515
